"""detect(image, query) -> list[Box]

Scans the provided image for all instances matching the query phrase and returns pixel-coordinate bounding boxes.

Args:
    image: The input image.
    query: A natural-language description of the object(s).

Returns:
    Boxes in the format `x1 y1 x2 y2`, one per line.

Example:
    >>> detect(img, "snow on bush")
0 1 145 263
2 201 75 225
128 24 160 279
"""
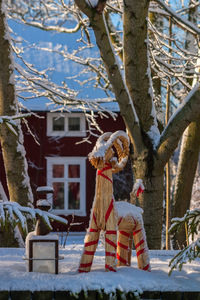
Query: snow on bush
169 209 200 275
0 200 68 234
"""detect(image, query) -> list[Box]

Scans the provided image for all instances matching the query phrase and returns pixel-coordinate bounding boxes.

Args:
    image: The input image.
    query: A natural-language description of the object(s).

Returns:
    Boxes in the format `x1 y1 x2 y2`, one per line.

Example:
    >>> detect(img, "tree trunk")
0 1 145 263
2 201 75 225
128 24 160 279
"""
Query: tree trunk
132 150 164 249
0 0 33 246
74 0 200 249
123 0 153 133
142 173 164 249
172 1 199 249
172 120 200 248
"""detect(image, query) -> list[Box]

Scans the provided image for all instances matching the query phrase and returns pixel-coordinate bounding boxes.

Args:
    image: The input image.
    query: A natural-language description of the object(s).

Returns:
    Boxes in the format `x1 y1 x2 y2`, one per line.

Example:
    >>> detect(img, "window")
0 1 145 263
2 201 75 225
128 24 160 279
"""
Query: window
47 113 86 137
46 157 86 216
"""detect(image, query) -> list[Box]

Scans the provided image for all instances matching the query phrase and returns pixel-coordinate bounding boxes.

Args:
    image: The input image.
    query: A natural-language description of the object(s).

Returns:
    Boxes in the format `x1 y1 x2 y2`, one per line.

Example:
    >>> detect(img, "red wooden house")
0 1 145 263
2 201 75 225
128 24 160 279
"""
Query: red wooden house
0 108 126 232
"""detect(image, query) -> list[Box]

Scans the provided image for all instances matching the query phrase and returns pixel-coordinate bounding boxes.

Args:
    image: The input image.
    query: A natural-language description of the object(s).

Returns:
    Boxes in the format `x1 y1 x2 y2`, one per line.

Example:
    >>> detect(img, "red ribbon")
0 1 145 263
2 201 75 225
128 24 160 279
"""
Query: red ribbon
143 264 150 271
105 198 114 222
136 248 145 257
105 251 116 257
133 229 142 236
97 164 112 183
136 186 144 197
117 253 127 265
106 230 117 235
135 239 144 249
105 237 117 249
79 262 92 268
119 231 130 238
117 241 128 250
105 264 116 272
89 228 98 233
85 239 99 247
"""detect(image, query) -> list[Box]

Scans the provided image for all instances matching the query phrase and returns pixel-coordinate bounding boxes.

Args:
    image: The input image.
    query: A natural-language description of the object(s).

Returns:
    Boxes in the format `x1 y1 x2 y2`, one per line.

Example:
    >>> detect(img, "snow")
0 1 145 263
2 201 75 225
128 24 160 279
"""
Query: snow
20 97 120 113
36 200 51 207
36 186 54 193
29 235 59 241
0 201 68 231
0 234 200 293
89 131 129 159
85 0 98 8
159 83 200 145
154 0 200 36
132 179 145 195
115 201 143 221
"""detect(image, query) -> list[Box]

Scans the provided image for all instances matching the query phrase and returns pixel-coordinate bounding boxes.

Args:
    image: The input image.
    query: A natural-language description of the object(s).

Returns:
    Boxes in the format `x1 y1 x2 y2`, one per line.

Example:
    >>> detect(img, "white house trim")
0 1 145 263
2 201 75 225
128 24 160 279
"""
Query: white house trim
47 112 86 137
46 156 86 216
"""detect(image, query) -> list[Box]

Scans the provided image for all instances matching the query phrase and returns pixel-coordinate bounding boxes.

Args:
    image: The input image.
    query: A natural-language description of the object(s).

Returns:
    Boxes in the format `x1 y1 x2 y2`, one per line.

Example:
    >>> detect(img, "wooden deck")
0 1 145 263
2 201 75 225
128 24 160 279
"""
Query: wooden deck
0 290 199 300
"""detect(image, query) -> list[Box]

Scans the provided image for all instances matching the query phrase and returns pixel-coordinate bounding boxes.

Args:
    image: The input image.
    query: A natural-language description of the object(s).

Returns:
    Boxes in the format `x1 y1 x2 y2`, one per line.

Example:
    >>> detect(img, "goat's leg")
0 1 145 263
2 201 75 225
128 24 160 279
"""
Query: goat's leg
117 230 132 266
104 198 117 272
78 213 100 273
133 221 151 271
105 230 117 271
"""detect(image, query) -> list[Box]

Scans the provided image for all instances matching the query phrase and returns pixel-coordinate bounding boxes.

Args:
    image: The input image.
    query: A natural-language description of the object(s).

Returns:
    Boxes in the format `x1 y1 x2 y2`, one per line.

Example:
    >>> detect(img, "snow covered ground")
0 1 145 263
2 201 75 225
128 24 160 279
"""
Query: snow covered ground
0 233 200 294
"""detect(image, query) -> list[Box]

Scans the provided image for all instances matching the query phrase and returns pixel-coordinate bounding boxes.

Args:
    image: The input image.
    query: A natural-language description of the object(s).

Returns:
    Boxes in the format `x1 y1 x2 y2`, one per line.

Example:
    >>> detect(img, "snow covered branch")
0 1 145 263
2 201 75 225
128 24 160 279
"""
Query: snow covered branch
154 0 200 36
7 0 83 34
75 0 144 153
0 201 68 234
157 84 200 166
168 209 200 275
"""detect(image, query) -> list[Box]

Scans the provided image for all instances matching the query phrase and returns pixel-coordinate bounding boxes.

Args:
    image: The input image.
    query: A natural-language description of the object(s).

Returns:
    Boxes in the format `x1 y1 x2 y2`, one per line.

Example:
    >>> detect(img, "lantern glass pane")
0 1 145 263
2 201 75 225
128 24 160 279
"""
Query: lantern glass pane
33 242 55 259
32 242 56 274
32 260 55 274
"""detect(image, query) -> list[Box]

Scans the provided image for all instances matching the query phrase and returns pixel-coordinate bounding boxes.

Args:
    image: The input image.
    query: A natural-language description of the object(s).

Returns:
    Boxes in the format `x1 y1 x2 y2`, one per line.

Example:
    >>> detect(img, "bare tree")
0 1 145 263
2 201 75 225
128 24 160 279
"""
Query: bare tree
0 0 34 246
172 1 200 249
5 0 200 248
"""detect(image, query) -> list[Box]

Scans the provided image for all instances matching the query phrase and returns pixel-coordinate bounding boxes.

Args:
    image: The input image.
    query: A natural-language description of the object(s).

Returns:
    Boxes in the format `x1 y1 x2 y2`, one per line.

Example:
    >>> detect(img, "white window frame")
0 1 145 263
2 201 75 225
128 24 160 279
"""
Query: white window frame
47 113 86 137
46 157 86 216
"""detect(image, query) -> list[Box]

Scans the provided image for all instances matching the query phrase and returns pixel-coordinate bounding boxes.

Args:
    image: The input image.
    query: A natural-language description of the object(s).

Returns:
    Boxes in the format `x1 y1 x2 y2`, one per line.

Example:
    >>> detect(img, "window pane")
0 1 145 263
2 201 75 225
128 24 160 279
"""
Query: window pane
68 117 80 131
53 182 64 209
68 165 80 178
53 164 64 178
68 182 80 209
53 117 64 131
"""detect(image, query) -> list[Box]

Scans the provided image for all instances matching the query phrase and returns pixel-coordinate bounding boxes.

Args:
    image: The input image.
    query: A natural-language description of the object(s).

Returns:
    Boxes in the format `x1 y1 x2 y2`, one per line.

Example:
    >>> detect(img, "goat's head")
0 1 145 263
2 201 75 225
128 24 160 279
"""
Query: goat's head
89 131 130 172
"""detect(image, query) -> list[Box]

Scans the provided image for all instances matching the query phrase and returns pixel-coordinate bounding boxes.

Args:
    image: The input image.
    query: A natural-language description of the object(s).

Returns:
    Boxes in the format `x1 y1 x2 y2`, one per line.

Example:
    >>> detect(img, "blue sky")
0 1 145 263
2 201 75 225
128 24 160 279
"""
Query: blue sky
9 18 114 111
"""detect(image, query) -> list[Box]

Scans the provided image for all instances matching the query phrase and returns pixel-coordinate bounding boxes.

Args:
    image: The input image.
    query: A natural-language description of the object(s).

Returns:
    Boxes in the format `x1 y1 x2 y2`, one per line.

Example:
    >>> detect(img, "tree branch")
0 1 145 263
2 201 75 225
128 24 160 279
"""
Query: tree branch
153 0 200 36
74 0 144 154
157 84 200 167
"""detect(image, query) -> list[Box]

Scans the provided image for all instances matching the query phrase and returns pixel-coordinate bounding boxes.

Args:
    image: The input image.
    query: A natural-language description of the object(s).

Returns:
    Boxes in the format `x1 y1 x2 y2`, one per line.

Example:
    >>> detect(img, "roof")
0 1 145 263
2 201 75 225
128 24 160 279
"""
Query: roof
20 98 120 113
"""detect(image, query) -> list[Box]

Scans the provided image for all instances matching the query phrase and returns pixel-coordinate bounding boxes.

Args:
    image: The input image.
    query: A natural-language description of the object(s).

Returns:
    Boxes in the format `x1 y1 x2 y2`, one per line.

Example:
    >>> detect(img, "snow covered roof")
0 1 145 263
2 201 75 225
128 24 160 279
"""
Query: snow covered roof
20 98 120 113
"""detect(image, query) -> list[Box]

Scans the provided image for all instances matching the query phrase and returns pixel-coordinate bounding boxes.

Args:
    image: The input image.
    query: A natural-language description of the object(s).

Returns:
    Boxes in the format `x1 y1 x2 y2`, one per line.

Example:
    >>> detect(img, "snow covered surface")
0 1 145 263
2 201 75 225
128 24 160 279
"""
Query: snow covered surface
20 97 120 113
36 200 51 207
115 201 143 220
0 233 200 293
89 131 129 159
28 234 58 241
36 186 54 193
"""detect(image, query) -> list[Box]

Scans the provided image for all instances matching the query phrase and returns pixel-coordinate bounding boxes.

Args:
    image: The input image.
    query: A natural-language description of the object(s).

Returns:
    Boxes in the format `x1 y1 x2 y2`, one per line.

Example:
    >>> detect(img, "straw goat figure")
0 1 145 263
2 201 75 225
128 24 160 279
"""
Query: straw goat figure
78 131 150 273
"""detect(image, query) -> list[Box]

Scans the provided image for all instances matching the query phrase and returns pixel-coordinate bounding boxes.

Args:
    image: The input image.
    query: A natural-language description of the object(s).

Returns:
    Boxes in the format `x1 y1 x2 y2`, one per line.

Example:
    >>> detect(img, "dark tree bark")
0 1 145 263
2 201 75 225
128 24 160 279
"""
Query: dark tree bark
0 0 33 246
